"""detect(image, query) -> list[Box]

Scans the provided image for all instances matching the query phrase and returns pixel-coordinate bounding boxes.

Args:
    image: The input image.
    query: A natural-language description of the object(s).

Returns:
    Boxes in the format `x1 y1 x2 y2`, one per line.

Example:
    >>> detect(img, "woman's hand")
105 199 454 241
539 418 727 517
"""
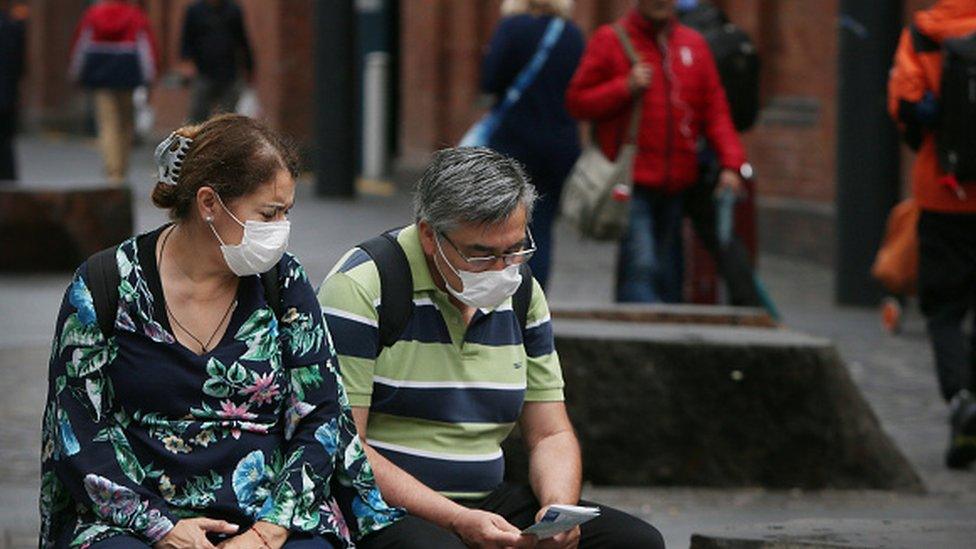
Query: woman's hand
216 521 288 549
154 518 239 549
450 508 534 548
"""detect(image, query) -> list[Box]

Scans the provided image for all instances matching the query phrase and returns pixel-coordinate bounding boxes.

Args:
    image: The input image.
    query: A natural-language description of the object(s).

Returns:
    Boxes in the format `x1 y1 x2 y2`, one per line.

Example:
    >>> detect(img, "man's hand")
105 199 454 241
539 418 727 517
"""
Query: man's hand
529 506 581 549
715 168 745 197
628 62 653 94
154 518 239 549
216 521 288 549
450 508 534 548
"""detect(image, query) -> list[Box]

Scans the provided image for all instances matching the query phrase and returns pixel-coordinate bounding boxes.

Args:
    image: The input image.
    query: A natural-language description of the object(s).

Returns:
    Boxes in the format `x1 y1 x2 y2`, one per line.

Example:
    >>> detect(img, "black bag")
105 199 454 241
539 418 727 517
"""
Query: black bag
356 229 534 349
679 2 761 132
937 31 976 182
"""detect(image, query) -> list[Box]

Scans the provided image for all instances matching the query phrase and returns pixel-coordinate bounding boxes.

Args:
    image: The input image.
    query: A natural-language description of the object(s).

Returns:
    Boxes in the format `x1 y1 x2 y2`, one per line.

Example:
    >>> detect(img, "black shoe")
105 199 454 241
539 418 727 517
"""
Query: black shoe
946 390 976 469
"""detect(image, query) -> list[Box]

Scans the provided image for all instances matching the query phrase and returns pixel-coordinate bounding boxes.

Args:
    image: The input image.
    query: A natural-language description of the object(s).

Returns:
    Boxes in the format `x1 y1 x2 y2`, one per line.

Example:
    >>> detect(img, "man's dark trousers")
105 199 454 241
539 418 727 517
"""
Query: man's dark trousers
918 210 976 402
359 483 665 548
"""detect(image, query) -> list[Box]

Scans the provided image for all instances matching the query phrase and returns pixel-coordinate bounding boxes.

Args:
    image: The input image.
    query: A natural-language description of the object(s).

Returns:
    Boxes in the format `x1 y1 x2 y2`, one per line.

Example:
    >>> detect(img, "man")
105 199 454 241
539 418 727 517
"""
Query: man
566 0 749 303
69 0 158 185
675 0 762 308
0 0 25 180
888 0 976 469
319 148 665 548
179 0 254 123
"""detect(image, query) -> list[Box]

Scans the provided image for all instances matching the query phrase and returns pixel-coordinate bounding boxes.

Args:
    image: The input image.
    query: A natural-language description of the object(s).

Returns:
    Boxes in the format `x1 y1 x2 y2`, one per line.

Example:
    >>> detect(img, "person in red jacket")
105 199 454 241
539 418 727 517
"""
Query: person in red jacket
69 0 159 186
888 0 976 469
566 0 748 303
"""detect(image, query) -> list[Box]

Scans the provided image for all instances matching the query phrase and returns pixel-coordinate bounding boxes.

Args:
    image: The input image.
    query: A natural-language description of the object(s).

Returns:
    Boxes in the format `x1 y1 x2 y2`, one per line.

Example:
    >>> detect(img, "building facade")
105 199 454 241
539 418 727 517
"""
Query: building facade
20 0 933 263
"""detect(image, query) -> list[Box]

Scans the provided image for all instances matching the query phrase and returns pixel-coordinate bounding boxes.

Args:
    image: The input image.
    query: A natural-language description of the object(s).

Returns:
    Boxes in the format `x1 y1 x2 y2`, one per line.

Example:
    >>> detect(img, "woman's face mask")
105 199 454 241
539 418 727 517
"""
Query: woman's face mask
208 194 290 277
433 235 523 309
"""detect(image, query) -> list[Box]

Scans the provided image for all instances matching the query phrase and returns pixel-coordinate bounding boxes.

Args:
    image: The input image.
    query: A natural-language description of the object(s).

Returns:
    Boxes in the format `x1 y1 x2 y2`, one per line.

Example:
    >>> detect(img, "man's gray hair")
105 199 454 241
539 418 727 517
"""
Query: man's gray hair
414 147 537 233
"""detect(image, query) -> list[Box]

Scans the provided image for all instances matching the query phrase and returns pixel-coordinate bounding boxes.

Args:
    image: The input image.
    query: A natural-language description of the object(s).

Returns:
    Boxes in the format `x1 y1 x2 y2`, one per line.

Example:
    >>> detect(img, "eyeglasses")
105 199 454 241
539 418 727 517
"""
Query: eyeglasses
437 229 536 272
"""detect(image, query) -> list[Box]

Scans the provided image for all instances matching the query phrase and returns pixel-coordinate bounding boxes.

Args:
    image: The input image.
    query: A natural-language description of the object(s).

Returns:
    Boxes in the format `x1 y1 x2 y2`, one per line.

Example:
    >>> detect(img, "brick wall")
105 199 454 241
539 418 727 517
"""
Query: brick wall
21 0 312 142
22 0 932 214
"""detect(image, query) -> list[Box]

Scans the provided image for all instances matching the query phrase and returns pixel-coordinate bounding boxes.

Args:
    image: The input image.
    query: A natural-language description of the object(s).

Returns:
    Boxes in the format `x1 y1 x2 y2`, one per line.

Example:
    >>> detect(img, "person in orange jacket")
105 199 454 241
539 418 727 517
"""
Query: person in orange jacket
888 0 976 469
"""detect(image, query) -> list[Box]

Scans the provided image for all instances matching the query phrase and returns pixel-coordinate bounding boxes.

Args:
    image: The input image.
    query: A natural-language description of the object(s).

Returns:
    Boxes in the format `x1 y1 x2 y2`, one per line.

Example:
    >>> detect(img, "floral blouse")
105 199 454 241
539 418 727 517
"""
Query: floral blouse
39 227 401 548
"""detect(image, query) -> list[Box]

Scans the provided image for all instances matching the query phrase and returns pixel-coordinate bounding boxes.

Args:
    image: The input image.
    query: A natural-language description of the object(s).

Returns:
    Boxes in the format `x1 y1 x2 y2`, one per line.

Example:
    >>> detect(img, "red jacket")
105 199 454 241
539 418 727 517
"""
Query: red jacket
566 9 745 193
69 1 159 89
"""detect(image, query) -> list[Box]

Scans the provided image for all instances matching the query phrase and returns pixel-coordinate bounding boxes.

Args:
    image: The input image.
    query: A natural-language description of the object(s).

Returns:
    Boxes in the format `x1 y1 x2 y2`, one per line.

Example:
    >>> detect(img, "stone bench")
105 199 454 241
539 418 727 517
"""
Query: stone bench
0 185 133 272
690 519 976 548
504 306 922 491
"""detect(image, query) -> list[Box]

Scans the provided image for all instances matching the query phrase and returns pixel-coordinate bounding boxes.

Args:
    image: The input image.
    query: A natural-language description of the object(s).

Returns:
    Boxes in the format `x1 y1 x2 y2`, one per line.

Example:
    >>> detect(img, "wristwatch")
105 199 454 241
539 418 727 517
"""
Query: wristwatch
739 162 754 180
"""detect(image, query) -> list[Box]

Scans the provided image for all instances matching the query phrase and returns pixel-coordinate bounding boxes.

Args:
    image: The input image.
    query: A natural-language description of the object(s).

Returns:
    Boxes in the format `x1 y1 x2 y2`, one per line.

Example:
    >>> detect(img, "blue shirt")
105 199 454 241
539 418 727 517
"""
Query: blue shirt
480 14 585 187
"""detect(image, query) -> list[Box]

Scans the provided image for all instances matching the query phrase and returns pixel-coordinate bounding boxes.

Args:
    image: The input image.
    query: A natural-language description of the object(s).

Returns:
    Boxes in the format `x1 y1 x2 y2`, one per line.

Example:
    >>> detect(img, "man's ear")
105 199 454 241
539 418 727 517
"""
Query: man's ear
417 220 436 257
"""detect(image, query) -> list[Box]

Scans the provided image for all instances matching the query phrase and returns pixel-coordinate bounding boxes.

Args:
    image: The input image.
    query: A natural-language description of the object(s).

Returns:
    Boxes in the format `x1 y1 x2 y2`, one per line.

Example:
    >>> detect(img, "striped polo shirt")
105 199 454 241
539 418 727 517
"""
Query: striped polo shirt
317 224 564 499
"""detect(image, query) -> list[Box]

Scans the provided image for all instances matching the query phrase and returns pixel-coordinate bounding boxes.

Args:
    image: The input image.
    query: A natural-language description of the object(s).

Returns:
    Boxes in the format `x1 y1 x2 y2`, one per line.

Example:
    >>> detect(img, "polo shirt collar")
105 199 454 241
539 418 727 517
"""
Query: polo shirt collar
399 224 438 292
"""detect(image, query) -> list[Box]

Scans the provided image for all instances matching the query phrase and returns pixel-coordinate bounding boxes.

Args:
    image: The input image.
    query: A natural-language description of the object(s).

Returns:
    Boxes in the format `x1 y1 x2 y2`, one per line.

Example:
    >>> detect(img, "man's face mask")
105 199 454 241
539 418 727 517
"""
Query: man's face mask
433 232 529 309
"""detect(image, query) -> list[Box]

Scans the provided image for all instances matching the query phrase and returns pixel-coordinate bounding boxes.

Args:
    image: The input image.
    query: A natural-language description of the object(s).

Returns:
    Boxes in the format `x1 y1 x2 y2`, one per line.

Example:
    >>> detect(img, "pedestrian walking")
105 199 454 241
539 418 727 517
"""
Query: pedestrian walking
179 0 254 123
68 0 159 186
476 0 584 289
566 0 750 303
0 1 26 181
677 0 762 308
888 0 976 469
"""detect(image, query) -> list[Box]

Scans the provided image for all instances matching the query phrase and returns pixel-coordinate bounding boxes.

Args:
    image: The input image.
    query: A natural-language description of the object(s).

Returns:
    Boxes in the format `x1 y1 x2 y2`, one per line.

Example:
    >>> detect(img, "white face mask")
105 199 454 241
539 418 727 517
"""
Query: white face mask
434 236 523 309
209 195 290 276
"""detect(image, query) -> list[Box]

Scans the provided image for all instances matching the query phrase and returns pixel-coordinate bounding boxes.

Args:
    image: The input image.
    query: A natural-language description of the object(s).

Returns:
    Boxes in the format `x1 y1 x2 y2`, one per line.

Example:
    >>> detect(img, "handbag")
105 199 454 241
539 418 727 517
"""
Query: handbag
459 17 566 147
560 24 643 241
871 198 920 295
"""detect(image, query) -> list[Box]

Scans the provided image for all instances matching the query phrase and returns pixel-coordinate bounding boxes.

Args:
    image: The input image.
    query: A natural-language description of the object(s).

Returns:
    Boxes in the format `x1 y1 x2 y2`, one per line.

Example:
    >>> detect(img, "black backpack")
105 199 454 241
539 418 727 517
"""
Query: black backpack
937 31 976 182
679 2 761 132
87 245 283 340
356 230 534 349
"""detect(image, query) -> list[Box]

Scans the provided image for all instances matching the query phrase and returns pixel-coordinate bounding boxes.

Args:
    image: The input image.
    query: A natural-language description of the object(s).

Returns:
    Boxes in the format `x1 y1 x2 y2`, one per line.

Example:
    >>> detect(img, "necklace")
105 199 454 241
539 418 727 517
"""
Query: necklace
159 226 238 354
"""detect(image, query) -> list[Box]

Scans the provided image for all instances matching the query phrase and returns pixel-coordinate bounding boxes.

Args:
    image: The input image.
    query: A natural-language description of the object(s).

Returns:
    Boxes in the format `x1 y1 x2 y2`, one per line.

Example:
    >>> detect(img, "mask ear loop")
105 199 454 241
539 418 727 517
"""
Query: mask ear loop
434 233 463 276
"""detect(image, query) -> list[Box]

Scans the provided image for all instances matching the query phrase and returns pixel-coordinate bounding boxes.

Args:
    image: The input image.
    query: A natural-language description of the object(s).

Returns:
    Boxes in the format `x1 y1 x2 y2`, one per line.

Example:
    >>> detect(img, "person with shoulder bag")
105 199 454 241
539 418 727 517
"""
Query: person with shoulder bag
468 0 584 290
565 0 749 303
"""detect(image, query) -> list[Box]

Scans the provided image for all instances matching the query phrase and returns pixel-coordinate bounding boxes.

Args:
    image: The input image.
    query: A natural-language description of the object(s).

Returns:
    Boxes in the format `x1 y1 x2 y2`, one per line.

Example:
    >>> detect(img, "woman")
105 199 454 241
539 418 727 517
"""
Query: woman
39 114 401 548
480 0 584 289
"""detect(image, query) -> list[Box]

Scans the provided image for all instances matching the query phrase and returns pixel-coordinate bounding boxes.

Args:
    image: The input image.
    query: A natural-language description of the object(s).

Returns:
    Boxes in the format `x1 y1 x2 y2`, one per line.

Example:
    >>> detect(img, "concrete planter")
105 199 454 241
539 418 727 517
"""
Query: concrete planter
504 306 922 491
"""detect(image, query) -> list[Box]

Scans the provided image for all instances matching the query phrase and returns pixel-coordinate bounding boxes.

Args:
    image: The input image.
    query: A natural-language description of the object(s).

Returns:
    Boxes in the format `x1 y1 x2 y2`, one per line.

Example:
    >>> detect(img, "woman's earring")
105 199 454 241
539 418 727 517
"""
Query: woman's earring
205 215 214 223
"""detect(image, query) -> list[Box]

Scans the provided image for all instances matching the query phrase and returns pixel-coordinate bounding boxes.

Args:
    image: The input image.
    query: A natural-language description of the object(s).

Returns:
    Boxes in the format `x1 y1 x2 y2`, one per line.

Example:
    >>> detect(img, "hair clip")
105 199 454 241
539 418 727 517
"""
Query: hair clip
154 132 193 186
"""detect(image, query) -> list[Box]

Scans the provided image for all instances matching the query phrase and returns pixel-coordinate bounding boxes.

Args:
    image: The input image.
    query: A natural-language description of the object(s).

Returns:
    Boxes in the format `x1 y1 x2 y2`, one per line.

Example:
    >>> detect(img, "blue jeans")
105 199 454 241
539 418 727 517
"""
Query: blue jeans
615 187 685 303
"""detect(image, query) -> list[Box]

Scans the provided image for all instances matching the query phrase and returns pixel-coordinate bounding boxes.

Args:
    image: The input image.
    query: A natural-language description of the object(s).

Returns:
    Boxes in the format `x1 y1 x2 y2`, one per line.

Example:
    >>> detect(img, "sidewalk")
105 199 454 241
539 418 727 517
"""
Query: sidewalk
2 135 974 548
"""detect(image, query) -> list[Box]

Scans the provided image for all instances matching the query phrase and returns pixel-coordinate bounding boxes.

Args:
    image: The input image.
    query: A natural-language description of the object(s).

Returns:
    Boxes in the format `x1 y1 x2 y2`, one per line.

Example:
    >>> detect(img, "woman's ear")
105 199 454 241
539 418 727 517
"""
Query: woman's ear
196 186 218 222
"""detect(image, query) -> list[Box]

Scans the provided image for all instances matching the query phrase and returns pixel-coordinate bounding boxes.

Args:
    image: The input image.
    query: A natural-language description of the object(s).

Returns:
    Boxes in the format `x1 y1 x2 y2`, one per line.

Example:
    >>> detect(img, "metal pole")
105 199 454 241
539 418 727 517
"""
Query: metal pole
362 52 390 180
835 0 903 305
315 0 357 197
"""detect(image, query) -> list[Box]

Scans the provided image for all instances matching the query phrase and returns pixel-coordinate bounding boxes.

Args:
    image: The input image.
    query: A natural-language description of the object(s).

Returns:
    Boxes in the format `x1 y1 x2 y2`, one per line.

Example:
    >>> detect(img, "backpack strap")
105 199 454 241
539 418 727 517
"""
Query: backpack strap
88 245 121 340
357 230 414 350
512 263 534 334
260 264 283 321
